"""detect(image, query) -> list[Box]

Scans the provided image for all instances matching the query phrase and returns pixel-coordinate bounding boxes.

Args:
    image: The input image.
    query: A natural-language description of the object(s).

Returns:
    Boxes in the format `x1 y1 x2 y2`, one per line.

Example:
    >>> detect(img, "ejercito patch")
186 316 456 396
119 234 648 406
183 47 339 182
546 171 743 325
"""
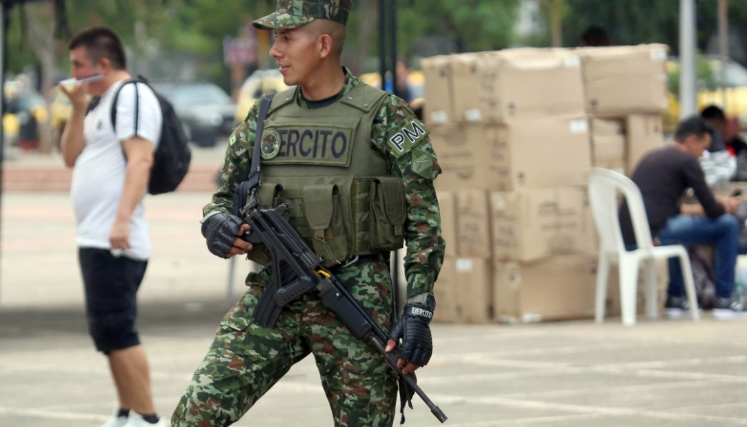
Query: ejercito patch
261 128 282 160
386 118 428 158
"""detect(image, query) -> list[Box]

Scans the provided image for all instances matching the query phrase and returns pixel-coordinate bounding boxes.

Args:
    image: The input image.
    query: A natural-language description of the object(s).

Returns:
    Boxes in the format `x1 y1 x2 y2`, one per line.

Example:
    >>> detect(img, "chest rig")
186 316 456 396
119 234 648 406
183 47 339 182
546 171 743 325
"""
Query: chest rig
245 84 407 267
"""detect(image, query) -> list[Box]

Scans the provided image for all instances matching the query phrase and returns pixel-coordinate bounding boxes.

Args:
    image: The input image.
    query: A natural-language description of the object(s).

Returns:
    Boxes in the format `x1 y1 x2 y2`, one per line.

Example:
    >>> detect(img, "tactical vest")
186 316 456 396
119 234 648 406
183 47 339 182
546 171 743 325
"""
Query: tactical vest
246 84 406 267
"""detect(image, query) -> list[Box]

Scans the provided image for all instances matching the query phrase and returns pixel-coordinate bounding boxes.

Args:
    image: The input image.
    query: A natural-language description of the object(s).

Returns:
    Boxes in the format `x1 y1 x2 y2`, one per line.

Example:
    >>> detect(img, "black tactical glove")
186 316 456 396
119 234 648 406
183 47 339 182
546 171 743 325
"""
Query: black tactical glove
389 304 434 367
200 212 244 258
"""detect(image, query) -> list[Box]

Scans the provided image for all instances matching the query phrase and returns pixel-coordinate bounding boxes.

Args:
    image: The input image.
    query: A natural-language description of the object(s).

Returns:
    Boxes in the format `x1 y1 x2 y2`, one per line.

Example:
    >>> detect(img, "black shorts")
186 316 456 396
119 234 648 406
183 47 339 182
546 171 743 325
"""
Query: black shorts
78 248 148 354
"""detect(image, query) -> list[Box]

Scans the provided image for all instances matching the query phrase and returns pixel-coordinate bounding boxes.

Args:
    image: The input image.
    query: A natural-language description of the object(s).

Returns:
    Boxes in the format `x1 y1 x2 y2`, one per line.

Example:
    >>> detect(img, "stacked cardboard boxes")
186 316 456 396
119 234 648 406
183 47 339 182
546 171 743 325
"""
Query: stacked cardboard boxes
423 49 598 324
581 44 669 175
421 44 670 324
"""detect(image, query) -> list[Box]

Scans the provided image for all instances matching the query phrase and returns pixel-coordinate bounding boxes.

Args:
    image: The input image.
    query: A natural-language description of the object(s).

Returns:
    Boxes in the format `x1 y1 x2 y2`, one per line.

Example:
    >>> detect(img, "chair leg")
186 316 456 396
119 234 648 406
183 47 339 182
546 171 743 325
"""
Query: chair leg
620 256 640 326
645 258 659 319
595 253 610 323
678 252 701 321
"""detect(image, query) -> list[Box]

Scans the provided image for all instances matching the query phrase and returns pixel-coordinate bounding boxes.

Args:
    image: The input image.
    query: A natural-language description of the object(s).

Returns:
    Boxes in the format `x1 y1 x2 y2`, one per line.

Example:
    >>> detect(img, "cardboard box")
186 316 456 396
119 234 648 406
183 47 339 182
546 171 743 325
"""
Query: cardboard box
450 52 485 123
421 56 454 126
581 44 669 117
591 118 626 171
451 48 586 123
432 117 592 192
493 254 597 323
455 190 491 257
626 114 664 174
426 125 471 192
436 191 458 257
494 117 593 191
490 187 597 261
454 258 493 323
433 257 458 323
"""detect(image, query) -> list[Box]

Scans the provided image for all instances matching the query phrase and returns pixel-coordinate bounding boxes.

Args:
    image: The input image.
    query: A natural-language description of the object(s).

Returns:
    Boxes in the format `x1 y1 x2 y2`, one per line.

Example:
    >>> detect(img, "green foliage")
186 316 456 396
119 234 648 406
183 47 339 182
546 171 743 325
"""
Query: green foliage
396 0 521 56
667 53 718 98
5 0 523 82
562 0 676 47
562 0 747 54
6 9 42 74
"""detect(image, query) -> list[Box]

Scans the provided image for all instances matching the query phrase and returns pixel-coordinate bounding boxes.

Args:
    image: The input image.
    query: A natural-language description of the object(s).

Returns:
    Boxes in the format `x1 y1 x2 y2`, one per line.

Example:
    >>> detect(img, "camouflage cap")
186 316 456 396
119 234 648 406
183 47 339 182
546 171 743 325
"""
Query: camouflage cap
253 0 351 30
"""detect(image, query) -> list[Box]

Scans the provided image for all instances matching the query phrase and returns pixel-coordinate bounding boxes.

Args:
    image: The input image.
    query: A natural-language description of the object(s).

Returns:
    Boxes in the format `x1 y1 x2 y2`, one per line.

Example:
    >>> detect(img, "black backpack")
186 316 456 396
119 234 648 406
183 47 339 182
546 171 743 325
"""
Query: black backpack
688 247 716 310
110 77 191 195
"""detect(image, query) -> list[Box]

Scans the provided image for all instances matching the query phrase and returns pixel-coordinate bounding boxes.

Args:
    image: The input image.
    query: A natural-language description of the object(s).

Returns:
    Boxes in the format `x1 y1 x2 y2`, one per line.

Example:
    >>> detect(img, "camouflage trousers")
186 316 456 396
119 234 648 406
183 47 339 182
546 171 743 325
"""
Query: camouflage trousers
171 260 398 426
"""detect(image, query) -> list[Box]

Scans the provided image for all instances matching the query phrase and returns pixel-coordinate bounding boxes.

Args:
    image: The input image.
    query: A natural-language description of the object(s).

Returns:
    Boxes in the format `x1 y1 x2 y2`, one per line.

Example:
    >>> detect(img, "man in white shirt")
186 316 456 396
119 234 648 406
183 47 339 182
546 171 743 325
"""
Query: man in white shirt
60 26 166 427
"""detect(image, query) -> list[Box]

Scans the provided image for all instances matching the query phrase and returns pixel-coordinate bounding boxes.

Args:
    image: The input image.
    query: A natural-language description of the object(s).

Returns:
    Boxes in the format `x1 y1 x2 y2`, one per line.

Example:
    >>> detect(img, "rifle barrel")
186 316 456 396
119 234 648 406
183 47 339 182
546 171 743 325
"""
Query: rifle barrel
369 336 448 423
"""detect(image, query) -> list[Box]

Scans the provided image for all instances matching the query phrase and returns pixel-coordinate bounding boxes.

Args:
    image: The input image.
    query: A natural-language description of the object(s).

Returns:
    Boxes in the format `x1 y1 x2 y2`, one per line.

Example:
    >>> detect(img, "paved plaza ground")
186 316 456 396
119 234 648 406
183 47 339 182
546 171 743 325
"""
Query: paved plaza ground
3 150 747 426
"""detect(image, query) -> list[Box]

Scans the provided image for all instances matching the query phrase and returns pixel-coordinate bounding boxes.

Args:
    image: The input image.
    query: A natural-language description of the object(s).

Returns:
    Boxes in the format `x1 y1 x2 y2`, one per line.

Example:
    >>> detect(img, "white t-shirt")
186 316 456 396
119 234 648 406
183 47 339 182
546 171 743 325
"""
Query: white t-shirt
70 80 162 261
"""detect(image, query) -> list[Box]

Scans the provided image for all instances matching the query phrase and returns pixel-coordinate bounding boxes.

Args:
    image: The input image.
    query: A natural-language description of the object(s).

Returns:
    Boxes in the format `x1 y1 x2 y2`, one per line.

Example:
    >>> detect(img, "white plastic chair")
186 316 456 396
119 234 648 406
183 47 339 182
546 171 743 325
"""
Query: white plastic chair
587 168 699 326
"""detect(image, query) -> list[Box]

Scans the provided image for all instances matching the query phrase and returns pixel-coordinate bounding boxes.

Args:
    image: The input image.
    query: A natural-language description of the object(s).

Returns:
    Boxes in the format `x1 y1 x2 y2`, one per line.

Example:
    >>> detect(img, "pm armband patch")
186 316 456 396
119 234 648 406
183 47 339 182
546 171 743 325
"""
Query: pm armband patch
386 119 428 158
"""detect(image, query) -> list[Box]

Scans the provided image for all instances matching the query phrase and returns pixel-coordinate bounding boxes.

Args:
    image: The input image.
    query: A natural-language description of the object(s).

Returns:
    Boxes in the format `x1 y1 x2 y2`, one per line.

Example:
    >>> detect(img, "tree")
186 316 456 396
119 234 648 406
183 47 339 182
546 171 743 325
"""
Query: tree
561 0 747 61
6 0 524 92
396 0 522 59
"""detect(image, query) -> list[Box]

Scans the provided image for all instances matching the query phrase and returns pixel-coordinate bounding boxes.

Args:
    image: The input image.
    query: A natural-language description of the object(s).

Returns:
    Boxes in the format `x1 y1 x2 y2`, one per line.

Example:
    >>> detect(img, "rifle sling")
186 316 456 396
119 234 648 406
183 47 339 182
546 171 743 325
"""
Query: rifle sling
246 93 276 192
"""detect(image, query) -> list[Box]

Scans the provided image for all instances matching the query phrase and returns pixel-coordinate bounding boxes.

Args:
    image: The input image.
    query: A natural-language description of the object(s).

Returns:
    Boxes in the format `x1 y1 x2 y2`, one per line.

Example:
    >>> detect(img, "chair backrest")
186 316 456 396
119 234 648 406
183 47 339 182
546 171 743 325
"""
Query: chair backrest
587 167 655 254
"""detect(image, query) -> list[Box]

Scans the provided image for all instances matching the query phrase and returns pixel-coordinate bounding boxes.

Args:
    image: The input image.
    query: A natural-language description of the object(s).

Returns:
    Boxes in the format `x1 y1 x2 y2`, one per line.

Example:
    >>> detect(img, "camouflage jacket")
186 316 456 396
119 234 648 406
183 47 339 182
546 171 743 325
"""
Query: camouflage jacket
204 68 445 299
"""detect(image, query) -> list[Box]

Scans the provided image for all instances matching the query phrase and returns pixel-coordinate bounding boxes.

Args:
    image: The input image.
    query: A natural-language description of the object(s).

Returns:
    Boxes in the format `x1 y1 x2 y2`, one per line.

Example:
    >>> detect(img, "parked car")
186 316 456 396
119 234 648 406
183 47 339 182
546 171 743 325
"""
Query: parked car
152 82 236 147
234 69 289 125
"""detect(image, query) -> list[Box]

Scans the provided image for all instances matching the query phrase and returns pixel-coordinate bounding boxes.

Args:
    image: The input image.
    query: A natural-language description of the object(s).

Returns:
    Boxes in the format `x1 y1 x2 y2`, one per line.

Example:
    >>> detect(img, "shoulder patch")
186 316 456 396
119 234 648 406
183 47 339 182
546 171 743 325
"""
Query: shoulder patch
412 147 435 179
386 118 428 158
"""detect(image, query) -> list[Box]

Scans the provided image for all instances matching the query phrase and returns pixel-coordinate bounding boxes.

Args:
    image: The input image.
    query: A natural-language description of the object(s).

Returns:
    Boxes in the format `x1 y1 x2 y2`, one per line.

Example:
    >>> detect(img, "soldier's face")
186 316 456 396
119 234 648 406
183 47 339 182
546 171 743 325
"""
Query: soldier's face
270 27 319 86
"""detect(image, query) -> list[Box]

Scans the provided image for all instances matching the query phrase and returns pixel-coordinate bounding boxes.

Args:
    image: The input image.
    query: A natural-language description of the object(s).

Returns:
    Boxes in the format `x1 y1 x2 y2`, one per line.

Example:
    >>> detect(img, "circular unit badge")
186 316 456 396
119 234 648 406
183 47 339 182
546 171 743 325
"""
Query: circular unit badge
260 128 282 160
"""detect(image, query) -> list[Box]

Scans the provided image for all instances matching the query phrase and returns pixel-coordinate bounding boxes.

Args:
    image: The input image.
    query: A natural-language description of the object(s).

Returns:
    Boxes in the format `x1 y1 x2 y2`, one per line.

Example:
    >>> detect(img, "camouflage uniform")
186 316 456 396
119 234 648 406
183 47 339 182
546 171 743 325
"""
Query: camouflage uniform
171 2 444 426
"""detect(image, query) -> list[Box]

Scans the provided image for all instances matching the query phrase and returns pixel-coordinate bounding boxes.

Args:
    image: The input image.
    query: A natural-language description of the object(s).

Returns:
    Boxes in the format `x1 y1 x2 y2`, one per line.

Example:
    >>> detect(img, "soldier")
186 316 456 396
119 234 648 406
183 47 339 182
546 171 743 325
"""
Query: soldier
171 1 444 426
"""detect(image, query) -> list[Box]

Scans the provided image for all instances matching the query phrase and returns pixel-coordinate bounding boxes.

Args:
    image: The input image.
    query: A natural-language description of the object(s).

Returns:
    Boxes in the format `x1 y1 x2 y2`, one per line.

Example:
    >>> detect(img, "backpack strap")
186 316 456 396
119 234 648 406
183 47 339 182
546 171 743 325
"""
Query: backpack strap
110 78 144 133
110 77 154 161
86 96 101 115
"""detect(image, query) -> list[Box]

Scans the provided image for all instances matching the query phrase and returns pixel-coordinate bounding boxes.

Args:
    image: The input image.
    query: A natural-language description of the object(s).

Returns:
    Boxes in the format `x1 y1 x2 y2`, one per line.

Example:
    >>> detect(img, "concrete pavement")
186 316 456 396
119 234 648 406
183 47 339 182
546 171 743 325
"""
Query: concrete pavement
4 299 747 426
3 148 747 426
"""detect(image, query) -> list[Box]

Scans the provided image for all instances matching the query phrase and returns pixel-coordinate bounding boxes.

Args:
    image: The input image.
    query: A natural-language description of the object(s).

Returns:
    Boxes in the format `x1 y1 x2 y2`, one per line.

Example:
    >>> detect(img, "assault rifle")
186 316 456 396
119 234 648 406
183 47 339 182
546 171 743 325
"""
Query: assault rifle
234 182 447 424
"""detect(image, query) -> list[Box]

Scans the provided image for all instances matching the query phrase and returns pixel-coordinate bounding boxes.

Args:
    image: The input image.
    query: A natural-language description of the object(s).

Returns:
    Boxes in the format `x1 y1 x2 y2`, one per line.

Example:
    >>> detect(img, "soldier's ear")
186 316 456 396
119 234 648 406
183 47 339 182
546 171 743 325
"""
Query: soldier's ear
318 33 333 59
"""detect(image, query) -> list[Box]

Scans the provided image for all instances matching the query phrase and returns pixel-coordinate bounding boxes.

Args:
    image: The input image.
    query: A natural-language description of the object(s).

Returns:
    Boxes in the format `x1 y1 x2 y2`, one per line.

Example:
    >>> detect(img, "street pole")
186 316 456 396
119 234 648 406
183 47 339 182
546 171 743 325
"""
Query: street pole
378 0 386 91
719 0 729 108
551 0 562 48
0 1 6 306
377 0 402 306
679 0 697 119
388 0 398 98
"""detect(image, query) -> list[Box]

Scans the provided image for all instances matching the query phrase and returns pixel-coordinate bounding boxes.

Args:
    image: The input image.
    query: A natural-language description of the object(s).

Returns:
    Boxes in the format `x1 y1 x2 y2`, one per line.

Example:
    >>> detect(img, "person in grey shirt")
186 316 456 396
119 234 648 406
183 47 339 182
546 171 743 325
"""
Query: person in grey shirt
620 116 744 318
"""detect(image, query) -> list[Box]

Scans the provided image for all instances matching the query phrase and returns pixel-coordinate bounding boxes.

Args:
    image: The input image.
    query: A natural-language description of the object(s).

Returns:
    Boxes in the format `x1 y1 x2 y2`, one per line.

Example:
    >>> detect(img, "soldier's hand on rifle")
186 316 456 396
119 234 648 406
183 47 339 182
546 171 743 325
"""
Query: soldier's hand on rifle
200 212 253 258
385 304 434 374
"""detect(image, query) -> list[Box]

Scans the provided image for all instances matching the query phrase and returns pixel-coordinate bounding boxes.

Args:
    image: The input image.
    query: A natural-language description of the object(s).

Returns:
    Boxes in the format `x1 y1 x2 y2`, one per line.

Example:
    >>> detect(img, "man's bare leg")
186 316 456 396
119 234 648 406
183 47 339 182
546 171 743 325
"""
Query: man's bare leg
108 345 156 415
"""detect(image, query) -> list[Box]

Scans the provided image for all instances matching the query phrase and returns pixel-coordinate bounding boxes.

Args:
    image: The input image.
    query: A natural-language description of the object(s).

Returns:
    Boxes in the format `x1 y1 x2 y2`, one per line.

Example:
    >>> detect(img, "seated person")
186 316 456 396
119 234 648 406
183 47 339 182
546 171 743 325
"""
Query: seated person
702 105 745 182
619 116 744 318
698 106 735 187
